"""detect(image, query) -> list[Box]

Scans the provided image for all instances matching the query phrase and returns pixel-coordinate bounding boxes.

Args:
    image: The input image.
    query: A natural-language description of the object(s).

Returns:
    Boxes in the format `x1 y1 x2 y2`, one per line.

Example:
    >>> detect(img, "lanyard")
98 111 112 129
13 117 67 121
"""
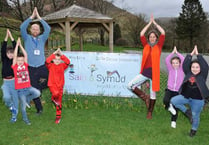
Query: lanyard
31 37 39 48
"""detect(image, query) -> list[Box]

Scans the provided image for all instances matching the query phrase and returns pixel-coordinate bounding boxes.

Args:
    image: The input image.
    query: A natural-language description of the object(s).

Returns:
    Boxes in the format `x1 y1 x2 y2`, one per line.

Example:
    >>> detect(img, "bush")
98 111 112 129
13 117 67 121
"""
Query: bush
115 38 129 46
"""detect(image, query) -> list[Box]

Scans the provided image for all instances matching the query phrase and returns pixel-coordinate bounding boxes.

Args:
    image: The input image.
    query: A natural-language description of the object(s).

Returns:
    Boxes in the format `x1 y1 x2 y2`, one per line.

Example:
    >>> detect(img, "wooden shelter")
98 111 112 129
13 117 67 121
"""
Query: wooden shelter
43 4 114 52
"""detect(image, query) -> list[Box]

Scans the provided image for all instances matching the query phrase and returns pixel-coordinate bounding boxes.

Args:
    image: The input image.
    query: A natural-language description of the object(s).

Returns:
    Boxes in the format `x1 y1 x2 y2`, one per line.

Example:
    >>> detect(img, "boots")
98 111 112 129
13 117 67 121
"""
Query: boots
146 99 156 119
132 87 150 108
185 109 193 124
189 129 196 137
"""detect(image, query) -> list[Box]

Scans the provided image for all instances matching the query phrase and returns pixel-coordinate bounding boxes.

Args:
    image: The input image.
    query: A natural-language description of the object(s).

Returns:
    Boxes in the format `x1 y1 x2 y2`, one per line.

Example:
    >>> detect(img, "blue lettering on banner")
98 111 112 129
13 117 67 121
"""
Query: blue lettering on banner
96 74 126 84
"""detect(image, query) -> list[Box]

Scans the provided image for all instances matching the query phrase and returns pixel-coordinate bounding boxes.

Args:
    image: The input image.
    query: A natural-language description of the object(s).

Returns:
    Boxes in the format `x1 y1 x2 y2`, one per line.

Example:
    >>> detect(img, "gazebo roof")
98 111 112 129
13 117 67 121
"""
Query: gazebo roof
43 4 113 23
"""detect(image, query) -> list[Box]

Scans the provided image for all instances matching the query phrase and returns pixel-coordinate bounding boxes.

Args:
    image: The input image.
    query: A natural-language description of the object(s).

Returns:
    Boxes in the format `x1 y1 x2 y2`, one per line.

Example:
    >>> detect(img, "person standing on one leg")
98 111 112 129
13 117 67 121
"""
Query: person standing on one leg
127 14 165 119
20 7 51 115
46 48 70 124
1 29 18 121
12 38 40 125
171 45 209 137
163 46 184 128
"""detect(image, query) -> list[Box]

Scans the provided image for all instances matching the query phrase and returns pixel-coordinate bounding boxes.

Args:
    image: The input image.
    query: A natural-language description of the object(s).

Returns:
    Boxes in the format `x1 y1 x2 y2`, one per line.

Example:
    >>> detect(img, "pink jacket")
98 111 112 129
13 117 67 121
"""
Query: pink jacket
165 52 184 92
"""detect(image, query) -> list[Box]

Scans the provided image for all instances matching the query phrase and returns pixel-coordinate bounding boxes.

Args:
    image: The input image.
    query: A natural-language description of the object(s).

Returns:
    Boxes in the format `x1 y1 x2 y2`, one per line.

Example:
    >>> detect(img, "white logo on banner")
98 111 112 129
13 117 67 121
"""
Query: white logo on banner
63 52 141 97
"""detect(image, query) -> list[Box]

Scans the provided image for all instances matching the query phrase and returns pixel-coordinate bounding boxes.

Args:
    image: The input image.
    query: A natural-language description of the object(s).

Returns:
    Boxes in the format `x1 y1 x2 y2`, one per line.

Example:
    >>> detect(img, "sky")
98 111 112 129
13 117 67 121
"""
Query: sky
112 0 209 18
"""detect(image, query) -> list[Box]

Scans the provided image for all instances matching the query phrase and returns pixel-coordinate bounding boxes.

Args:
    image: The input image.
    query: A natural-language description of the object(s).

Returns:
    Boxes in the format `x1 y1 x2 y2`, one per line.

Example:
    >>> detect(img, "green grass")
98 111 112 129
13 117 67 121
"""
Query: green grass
1 87 209 145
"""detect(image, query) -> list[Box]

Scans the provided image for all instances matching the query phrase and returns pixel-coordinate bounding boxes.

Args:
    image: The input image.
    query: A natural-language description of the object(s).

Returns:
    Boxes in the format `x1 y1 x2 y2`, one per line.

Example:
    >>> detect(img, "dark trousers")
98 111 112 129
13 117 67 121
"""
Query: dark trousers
28 65 49 112
163 88 179 122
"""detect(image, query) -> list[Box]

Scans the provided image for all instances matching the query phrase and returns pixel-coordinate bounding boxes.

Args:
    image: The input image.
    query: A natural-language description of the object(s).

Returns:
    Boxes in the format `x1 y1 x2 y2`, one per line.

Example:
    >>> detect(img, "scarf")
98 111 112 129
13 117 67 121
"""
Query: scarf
140 44 161 91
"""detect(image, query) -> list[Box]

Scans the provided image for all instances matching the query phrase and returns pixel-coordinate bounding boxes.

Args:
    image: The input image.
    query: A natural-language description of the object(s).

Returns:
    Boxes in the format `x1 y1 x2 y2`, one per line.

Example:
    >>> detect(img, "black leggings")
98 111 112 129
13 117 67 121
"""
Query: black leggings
163 88 179 122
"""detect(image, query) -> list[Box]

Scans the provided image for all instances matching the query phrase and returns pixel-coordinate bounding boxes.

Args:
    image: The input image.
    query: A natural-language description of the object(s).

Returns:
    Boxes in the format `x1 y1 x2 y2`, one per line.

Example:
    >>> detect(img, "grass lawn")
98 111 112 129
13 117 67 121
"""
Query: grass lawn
1 88 209 145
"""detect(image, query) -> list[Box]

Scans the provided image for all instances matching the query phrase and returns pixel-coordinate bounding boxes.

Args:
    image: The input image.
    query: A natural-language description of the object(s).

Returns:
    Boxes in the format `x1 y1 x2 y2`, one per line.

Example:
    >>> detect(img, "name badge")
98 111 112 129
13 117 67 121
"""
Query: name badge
34 49 40 55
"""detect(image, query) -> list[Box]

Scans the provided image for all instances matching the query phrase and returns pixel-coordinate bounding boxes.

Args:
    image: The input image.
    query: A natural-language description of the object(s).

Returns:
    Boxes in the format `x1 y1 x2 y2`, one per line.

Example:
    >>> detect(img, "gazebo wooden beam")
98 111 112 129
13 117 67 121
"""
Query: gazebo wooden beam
58 22 65 31
70 21 79 31
65 21 71 51
102 23 110 32
109 22 113 52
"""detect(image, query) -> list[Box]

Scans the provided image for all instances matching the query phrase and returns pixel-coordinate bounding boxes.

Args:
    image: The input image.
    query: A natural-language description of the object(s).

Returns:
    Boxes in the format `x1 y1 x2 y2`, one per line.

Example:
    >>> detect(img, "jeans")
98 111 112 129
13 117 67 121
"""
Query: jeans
171 95 204 130
17 87 40 121
1 79 18 109
127 74 156 99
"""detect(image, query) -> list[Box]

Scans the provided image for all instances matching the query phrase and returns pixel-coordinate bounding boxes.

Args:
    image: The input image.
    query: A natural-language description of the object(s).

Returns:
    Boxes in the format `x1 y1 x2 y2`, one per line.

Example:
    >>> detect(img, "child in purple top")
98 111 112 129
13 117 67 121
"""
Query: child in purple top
163 46 184 128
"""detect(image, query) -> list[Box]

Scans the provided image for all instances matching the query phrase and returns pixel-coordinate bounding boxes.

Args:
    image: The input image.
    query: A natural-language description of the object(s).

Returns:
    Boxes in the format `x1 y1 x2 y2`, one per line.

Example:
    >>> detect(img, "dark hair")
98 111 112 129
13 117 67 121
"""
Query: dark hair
6 46 14 53
17 52 24 58
147 30 159 39
190 59 200 68
170 56 181 64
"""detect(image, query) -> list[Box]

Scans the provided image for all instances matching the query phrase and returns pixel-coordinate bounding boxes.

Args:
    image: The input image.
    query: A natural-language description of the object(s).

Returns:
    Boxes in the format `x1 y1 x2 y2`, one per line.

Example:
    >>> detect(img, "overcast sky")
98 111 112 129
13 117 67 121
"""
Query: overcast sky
113 0 209 18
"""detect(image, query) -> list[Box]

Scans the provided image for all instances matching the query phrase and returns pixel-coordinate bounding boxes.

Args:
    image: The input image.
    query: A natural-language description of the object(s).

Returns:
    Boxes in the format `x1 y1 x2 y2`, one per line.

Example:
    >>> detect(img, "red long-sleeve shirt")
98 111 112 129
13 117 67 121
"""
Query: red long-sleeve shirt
46 54 70 88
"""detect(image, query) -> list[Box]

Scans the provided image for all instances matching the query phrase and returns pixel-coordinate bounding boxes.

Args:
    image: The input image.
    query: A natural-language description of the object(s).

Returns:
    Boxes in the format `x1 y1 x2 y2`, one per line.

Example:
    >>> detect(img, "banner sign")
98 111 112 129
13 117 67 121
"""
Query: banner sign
63 51 141 97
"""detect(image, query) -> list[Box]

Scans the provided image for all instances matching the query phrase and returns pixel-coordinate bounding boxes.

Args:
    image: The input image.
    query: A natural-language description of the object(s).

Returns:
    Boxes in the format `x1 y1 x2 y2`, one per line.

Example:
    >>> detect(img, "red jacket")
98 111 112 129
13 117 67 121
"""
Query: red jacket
46 54 70 88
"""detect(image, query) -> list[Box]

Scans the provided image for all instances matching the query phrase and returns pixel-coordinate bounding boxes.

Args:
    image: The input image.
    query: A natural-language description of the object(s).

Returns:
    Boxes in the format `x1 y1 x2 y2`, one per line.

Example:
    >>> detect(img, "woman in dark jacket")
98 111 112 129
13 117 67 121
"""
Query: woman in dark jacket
171 45 209 137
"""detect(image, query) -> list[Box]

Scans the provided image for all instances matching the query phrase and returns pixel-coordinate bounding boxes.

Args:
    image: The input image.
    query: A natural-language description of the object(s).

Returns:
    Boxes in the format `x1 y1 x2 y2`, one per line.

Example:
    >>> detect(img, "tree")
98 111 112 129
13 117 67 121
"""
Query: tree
0 0 10 13
113 23 121 44
125 14 146 47
89 0 115 46
175 0 207 51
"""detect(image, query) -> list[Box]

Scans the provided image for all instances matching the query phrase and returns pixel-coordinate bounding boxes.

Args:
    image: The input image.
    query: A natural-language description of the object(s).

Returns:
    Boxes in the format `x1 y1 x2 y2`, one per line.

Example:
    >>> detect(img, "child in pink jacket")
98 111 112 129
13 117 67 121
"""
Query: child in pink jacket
163 46 184 128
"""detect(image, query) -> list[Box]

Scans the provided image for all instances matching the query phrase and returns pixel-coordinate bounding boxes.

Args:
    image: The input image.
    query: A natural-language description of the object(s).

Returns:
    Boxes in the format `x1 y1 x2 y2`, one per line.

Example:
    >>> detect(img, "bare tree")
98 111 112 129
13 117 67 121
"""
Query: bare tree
88 0 115 46
7 0 45 22
125 14 146 47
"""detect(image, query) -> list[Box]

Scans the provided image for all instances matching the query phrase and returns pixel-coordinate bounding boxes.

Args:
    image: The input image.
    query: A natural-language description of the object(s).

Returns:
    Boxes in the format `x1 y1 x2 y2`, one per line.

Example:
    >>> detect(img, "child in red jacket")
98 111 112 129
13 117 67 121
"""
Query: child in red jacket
46 48 70 124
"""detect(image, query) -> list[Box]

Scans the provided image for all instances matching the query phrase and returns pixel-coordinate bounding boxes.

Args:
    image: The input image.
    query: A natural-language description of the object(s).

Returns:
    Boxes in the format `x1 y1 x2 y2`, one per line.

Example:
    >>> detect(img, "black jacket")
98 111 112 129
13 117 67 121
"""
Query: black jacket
179 54 209 99
1 41 16 78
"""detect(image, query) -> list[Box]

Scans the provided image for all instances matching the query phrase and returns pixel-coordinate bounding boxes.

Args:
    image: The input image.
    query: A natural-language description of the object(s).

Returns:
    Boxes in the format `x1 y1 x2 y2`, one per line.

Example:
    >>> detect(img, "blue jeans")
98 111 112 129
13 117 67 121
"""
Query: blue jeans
171 95 204 130
1 79 18 109
127 74 156 99
17 87 40 121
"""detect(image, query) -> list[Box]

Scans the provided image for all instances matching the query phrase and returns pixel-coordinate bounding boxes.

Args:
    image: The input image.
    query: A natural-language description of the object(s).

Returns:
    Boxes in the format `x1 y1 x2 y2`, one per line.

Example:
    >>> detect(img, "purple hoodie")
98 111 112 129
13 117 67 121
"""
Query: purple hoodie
165 52 185 92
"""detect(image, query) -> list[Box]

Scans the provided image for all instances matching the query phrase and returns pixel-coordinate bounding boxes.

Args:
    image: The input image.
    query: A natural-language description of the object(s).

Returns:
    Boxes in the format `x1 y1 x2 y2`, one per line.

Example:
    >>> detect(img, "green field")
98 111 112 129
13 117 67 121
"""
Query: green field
1 77 209 145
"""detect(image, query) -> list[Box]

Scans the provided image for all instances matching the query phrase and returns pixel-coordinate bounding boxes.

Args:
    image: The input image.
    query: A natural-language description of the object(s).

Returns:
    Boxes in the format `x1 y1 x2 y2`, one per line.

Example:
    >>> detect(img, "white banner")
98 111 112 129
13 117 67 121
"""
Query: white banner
63 51 141 97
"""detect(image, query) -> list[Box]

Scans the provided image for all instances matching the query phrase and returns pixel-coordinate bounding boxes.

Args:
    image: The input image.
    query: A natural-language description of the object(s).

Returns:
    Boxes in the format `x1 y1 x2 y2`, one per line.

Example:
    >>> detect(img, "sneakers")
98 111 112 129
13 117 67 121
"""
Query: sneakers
52 99 60 107
26 103 31 109
10 107 16 114
189 129 197 137
10 117 17 123
168 104 176 115
36 110 43 115
24 120 31 125
55 117 61 124
171 121 176 128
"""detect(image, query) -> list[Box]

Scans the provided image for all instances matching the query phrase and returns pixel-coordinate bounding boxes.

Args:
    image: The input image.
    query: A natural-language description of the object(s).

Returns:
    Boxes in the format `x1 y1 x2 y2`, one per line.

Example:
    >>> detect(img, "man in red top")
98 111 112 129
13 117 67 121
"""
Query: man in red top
46 48 70 124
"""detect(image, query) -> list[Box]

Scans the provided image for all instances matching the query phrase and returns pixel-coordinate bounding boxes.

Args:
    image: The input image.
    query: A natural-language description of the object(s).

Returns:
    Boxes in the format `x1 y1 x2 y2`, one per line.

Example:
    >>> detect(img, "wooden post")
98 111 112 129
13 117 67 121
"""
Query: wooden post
109 22 114 52
65 21 71 51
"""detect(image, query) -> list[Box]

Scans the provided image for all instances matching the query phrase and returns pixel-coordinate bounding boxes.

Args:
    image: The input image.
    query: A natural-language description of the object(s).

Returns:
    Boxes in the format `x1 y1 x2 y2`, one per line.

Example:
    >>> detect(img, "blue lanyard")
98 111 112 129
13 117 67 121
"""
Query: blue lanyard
31 37 38 48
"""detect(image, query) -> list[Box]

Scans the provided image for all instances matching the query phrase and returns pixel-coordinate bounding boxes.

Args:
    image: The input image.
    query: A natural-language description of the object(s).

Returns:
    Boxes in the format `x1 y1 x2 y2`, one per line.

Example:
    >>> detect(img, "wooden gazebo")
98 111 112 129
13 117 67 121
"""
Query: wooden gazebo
43 4 114 52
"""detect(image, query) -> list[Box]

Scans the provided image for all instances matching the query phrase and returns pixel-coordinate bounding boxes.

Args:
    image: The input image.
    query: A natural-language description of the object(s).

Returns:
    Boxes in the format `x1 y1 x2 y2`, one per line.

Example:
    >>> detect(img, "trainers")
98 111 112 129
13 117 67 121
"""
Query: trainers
24 120 31 125
10 117 17 123
26 103 31 109
55 117 61 124
168 104 176 115
10 107 16 114
52 99 60 106
36 110 43 115
189 129 196 137
171 121 176 128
